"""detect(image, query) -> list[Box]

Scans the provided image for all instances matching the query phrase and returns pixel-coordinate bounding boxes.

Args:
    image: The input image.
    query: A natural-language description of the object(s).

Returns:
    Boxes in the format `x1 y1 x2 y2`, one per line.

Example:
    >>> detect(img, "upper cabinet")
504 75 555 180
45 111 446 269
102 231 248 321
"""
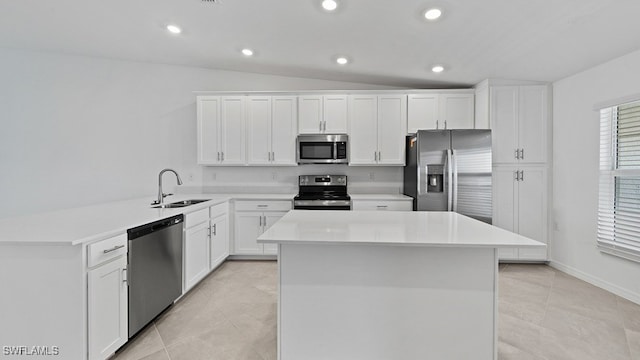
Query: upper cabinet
490 86 549 164
197 96 246 165
246 96 297 165
407 91 475 133
298 95 348 134
349 94 407 165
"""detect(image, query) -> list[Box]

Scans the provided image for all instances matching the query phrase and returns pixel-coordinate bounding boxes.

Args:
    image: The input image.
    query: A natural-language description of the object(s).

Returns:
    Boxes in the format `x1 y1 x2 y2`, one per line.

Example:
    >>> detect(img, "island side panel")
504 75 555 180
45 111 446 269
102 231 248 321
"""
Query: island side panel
0 244 85 359
279 243 497 360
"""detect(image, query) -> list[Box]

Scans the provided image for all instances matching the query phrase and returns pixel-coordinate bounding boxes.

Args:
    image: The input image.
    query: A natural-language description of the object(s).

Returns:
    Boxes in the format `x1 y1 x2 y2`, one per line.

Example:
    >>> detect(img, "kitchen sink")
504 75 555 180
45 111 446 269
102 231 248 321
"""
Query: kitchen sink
152 199 210 209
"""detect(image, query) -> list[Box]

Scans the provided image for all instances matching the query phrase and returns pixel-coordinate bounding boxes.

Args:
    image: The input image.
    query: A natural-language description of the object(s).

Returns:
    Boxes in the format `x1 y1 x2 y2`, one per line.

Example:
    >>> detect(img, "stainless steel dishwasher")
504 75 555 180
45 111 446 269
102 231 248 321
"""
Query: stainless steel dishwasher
127 214 183 338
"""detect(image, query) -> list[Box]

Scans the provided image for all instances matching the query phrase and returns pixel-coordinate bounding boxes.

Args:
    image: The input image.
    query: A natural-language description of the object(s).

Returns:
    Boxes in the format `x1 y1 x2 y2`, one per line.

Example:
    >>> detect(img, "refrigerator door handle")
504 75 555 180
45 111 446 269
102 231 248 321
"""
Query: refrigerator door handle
452 149 458 212
446 149 453 211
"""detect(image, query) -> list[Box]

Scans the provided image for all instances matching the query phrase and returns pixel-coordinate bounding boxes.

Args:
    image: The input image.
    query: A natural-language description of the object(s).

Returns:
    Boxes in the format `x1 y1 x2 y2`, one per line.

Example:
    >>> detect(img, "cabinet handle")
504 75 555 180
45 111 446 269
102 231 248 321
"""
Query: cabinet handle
272 151 275 161
257 204 268 208
122 268 128 284
520 148 524 160
319 121 323 132
259 216 262 227
221 152 225 161
514 171 519 181
323 121 327 132
103 244 125 254
374 151 378 161
436 120 439 129
514 149 519 160
378 151 381 161
213 224 217 236
520 170 524 182
217 152 221 161
376 205 388 209
444 120 448 129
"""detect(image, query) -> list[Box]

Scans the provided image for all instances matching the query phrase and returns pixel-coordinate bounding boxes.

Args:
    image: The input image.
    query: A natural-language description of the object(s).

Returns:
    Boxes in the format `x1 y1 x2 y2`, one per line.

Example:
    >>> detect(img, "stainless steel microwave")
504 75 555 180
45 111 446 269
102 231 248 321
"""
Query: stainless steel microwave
297 134 348 164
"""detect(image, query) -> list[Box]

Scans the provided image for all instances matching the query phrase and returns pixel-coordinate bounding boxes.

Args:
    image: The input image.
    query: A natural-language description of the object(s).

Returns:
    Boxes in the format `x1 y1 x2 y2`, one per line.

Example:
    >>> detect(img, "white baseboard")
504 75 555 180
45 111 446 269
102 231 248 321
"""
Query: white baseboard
548 260 640 305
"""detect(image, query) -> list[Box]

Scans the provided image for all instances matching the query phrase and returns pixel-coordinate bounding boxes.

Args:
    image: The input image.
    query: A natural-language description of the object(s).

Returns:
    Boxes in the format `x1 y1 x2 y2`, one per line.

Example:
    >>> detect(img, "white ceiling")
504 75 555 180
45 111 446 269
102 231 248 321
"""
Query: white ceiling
2 0 640 88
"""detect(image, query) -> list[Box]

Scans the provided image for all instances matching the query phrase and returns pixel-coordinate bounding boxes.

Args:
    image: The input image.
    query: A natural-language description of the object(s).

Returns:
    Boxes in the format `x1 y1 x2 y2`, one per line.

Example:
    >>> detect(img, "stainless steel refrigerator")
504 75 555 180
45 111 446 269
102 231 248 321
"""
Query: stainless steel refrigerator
403 130 492 224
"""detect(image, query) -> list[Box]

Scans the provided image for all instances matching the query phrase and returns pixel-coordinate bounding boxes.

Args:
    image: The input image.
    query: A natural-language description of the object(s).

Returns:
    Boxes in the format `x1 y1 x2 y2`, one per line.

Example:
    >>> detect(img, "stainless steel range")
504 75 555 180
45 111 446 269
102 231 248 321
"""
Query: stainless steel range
293 175 351 210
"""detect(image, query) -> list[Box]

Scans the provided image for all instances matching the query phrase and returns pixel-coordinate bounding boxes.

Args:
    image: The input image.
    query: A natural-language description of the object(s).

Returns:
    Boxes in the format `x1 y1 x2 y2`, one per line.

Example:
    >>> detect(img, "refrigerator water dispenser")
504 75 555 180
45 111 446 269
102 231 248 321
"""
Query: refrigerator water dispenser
426 165 444 193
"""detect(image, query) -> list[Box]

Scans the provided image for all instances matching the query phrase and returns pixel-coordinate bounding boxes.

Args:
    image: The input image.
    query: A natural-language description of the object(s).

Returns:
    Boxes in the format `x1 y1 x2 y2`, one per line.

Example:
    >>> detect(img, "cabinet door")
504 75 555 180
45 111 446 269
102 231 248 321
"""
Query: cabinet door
210 213 228 270
349 95 378 165
492 167 519 261
247 96 272 165
490 87 519 164
196 96 221 164
263 211 288 255
298 96 323 134
234 212 264 255
518 86 548 163
271 96 298 165
407 94 438 132
440 93 474 129
88 256 127 360
220 96 246 165
184 221 210 291
324 95 348 133
517 166 547 260
377 95 407 165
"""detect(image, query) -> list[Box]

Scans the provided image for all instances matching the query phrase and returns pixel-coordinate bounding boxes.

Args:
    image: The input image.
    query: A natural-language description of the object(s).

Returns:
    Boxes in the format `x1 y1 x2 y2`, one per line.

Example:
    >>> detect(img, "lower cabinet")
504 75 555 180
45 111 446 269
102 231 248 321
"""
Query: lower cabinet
493 166 548 261
233 200 291 255
352 199 413 211
184 204 230 292
87 236 128 360
210 203 229 270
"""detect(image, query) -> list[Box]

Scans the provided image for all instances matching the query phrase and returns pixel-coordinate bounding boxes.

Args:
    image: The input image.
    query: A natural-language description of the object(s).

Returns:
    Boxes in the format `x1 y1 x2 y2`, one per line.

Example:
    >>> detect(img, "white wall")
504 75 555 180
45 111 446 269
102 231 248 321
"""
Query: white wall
0 48 400 219
552 48 640 303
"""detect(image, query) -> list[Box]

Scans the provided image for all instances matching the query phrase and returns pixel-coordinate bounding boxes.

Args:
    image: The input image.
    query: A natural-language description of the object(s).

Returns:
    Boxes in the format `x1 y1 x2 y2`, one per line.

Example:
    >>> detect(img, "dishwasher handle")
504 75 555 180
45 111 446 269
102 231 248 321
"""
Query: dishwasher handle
127 214 184 240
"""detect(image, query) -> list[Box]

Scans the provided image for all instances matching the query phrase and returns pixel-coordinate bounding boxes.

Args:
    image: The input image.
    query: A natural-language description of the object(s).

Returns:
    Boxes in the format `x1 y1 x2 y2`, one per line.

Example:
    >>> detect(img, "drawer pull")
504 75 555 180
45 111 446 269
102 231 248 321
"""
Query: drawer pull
257 205 269 208
103 245 125 254
376 205 388 208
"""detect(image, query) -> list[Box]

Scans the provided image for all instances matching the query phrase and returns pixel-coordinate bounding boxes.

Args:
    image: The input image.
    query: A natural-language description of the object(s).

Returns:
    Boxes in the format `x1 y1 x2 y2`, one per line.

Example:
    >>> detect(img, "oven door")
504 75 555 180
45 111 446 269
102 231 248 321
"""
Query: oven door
294 200 352 210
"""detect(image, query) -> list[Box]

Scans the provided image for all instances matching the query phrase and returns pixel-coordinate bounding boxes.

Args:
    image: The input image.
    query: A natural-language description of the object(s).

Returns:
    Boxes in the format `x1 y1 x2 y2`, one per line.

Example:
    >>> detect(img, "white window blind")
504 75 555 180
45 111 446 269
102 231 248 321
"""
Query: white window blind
598 100 640 262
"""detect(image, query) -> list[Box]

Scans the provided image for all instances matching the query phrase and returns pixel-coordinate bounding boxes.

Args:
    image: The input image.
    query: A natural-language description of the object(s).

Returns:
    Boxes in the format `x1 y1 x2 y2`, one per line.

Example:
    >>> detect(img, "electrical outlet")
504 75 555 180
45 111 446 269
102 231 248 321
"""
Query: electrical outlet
188 173 194 182
369 172 375 180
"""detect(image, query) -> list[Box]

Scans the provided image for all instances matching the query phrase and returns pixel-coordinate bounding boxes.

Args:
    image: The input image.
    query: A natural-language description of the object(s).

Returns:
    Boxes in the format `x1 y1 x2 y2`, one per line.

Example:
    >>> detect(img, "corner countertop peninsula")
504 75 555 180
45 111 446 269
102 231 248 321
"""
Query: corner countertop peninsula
258 210 545 360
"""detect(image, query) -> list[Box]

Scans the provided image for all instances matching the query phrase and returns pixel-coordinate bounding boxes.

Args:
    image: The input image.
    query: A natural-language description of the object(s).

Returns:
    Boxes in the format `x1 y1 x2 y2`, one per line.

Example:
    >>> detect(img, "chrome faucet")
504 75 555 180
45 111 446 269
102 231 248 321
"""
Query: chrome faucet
152 168 183 205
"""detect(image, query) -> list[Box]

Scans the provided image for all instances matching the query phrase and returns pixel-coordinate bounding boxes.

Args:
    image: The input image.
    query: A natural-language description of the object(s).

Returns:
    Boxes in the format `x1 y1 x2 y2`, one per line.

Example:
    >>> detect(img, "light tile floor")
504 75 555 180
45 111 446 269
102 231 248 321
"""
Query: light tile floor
111 261 640 360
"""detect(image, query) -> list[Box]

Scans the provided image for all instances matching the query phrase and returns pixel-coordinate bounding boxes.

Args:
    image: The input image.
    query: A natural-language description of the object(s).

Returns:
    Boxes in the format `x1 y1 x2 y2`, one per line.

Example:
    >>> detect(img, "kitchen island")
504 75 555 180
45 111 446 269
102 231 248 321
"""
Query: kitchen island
258 210 545 360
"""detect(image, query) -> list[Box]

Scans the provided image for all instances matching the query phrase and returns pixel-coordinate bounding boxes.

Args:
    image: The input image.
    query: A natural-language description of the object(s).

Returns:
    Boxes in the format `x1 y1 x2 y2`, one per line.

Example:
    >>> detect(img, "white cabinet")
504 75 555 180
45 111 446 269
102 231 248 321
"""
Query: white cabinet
351 199 413 211
184 209 210 292
298 95 348 134
233 200 291 255
247 96 297 165
197 96 246 165
87 234 128 360
349 94 407 165
493 166 547 261
491 86 548 164
407 92 475 132
210 203 229 270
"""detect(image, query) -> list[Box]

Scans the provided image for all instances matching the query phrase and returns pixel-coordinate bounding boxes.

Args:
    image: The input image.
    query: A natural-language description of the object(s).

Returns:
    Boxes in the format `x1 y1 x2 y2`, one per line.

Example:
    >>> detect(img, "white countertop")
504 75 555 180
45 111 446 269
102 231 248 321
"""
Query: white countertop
349 194 412 201
0 193 295 246
258 210 545 248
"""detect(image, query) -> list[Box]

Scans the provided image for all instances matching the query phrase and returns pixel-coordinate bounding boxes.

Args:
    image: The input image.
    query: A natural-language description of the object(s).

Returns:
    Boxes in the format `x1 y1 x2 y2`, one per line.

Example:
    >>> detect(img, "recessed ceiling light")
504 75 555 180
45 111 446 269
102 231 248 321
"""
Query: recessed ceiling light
166 24 182 34
336 57 349 65
432 65 445 73
424 8 442 21
242 48 254 56
322 0 338 11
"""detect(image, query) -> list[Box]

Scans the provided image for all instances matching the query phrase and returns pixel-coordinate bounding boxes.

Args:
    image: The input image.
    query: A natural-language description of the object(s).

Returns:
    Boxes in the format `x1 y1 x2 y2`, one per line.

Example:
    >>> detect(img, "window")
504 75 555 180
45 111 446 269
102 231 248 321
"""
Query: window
598 100 640 262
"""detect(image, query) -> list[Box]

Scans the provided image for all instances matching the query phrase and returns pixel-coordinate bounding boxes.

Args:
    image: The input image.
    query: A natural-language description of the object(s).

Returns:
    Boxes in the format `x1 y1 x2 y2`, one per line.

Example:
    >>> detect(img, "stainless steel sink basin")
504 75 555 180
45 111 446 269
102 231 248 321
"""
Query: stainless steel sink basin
152 199 210 209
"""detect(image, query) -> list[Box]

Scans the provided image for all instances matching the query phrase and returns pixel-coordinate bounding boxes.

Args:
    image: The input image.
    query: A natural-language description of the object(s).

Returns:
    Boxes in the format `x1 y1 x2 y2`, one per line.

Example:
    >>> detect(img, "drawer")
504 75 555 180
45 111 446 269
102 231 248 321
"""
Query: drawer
185 208 209 228
87 233 127 268
352 200 413 211
210 202 228 218
234 200 292 212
